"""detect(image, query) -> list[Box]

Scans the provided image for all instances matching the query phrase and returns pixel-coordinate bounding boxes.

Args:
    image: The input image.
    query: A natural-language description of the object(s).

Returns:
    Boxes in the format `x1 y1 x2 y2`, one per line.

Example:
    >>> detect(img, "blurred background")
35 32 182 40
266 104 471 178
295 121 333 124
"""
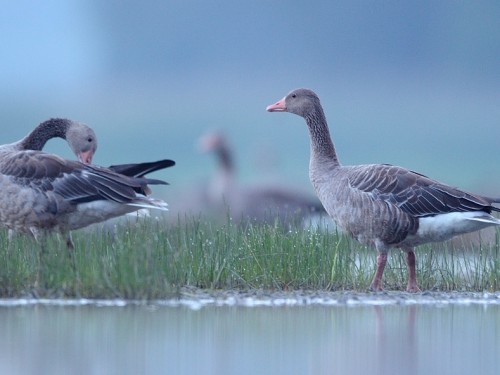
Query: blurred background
2 0 500 211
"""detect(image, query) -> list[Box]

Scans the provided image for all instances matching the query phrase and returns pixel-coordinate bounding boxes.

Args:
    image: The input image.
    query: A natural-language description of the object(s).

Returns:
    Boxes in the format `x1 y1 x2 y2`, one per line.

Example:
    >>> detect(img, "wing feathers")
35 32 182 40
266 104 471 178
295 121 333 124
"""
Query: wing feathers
1 151 168 206
348 164 498 217
109 159 175 178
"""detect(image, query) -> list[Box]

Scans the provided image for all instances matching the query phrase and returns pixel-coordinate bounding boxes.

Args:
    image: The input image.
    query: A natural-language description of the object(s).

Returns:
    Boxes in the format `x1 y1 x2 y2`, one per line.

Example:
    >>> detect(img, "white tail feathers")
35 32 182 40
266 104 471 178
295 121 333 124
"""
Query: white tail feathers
129 198 169 211
465 214 500 225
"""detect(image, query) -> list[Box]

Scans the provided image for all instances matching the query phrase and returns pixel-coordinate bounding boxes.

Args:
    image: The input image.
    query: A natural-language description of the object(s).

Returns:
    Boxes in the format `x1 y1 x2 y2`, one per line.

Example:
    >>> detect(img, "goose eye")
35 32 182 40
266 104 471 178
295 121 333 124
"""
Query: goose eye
87 137 93 143
291 94 297 98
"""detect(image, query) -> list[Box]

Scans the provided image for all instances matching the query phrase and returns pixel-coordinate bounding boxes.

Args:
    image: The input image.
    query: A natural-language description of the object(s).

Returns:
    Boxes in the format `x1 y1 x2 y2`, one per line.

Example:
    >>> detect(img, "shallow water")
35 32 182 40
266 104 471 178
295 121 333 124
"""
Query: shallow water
1 293 498 375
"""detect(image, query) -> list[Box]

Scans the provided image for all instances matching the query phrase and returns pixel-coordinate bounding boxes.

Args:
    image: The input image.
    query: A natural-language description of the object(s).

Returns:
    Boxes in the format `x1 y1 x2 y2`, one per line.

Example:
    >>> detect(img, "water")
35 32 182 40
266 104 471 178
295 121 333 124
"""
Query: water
0 294 498 375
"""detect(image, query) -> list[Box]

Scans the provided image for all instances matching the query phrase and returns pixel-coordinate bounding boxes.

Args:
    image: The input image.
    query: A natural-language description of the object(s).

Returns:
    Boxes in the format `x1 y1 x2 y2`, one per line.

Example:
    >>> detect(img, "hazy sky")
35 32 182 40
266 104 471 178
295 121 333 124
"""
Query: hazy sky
2 1 500 195
3 2 500 92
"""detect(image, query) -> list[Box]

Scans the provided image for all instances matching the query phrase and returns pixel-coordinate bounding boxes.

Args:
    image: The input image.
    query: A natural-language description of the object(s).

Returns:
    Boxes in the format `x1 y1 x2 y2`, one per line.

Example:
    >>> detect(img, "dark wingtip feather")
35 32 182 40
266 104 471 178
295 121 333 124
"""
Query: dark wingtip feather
141 177 169 186
109 159 176 178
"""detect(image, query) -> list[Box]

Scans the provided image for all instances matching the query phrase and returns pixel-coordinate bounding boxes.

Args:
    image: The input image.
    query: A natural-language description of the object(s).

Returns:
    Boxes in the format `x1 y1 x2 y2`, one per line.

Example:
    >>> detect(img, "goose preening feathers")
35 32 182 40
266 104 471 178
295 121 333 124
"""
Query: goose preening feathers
19 118 175 180
267 88 500 292
0 119 173 249
5 117 98 164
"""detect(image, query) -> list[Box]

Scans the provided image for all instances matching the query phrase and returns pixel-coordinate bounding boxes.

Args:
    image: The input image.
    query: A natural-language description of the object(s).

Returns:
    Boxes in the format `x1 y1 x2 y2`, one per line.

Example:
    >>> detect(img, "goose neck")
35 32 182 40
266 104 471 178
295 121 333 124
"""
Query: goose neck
20 119 69 150
305 110 340 166
217 146 234 174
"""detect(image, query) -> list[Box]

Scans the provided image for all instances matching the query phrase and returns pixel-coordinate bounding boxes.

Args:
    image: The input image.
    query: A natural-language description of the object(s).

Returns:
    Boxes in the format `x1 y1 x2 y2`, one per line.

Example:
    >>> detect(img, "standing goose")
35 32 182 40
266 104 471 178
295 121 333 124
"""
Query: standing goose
267 88 500 292
0 126 170 250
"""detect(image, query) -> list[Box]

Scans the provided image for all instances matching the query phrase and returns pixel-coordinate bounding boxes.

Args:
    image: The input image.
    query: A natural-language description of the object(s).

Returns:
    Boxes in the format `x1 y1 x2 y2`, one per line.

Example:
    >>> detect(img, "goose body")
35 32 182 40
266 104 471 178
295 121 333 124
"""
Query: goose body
0 120 170 248
267 88 500 292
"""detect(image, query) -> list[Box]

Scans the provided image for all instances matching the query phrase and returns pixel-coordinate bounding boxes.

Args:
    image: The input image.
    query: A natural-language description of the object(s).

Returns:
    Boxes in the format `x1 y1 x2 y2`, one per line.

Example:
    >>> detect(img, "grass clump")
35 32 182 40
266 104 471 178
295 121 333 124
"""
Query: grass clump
0 215 498 299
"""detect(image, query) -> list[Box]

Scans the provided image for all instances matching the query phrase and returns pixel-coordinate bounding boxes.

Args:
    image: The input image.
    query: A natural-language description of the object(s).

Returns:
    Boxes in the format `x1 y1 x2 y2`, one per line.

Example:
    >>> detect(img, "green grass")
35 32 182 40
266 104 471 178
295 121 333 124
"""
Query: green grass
0 216 499 298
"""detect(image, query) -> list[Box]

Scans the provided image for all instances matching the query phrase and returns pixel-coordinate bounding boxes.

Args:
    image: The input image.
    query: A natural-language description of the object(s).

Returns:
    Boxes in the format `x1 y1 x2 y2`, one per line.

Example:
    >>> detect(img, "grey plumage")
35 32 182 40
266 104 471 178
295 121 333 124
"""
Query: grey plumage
0 119 169 249
267 88 500 292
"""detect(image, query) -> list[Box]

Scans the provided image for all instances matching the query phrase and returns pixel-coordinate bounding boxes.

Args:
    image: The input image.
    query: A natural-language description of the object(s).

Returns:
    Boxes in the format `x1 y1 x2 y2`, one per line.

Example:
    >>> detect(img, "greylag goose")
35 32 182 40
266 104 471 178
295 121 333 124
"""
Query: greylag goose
7 118 175 240
0 128 170 250
267 88 500 292
199 131 325 226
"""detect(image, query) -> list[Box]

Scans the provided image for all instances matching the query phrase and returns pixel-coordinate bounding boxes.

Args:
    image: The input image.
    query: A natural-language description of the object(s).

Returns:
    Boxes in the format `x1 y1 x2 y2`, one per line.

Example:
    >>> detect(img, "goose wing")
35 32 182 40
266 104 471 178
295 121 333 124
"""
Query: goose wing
0 150 166 205
347 164 498 217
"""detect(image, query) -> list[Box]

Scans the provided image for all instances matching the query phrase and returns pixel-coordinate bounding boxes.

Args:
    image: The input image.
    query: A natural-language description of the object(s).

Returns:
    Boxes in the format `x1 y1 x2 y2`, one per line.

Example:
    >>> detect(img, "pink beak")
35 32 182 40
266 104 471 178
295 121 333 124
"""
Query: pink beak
266 97 287 112
78 150 94 164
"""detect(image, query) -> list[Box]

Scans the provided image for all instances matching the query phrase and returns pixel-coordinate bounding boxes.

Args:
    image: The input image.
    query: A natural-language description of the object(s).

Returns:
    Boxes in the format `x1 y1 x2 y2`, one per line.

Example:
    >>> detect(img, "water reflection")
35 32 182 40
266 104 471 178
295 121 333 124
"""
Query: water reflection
0 302 498 375
371 305 417 375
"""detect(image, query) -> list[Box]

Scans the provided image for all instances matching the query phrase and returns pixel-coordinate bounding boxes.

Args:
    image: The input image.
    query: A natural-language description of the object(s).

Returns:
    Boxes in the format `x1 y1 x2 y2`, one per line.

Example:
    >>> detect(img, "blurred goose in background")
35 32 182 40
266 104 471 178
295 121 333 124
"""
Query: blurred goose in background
267 88 500 292
199 131 326 226
0 120 171 250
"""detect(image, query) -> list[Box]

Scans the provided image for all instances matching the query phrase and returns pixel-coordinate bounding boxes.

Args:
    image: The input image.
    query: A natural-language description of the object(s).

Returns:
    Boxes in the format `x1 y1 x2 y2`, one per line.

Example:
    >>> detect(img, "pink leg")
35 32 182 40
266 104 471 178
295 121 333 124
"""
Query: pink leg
370 252 388 291
405 248 421 293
